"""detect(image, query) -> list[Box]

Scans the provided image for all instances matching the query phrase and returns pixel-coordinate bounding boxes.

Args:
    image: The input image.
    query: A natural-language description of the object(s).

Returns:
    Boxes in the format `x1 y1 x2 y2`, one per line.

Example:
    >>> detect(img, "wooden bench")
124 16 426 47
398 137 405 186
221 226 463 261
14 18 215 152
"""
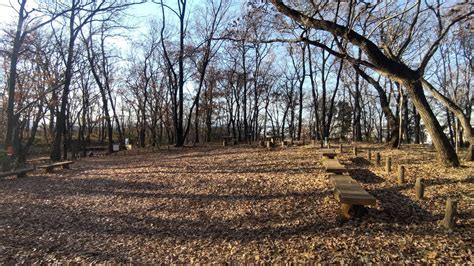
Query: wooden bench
0 168 35 179
322 158 346 174
38 161 74 173
27 157 50 166
27 156 49 163
319 149 337 159
86 146 107 151
329 174 376 220
329 174 358 186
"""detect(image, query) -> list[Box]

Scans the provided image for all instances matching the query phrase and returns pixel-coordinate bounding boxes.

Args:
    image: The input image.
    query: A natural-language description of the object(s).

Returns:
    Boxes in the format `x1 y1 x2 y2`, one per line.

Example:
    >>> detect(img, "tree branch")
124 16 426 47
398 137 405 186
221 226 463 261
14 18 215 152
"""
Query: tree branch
418 11 474 73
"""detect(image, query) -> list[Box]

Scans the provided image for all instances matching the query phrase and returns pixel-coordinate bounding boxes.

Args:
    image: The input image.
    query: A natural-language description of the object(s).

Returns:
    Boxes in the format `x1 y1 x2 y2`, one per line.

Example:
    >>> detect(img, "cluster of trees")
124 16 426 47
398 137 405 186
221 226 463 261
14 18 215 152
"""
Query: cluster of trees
269 0 473 167
0 0 472 170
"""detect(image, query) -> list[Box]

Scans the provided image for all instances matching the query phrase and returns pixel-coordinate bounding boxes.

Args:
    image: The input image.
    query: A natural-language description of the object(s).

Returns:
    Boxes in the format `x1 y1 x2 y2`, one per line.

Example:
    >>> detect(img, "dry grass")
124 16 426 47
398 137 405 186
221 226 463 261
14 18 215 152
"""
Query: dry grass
0 144 472 263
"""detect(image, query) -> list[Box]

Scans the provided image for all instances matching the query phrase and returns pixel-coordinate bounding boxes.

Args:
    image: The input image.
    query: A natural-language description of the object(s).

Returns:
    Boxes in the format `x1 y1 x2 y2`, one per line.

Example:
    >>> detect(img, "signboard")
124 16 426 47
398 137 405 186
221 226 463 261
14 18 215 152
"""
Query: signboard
6 146 13 156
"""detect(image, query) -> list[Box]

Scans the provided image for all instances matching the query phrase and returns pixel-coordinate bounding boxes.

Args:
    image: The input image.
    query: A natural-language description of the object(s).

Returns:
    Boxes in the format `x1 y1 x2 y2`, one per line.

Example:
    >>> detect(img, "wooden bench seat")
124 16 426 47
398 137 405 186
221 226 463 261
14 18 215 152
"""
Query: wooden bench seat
38 161 74 173
322 158 346 174
0 168 35 179
331 179 376 220
334 184 377 206
27 157 50 164
329 174 357 186
319 149 337 159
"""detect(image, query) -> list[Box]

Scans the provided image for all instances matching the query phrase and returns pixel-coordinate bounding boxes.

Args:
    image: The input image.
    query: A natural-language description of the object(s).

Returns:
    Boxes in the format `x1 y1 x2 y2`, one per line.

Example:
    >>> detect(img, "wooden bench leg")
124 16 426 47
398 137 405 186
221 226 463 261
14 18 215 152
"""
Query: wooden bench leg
340 204 354 220
46 167 54 173
340 204 367 220
62 164 70 169
17 172 27 178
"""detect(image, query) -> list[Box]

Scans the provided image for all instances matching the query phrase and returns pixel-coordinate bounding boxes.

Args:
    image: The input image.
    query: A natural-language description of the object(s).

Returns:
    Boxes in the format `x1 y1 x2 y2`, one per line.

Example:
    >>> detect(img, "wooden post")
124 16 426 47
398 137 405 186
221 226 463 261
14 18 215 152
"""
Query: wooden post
353 146 358 157
375 152 381 166
415 177 424 200
223 140 227 147
385 157 391 173
266 141 272 149
397 165 405 184
339 143 343 153
367 150 372 161
439 198 457 229
320 140 323 148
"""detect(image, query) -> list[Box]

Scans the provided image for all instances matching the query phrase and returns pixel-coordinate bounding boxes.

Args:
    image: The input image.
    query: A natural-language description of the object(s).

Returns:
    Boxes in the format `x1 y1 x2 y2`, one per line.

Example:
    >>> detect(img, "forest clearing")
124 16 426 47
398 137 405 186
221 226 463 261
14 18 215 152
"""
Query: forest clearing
1 0 473 263
1 144 472 263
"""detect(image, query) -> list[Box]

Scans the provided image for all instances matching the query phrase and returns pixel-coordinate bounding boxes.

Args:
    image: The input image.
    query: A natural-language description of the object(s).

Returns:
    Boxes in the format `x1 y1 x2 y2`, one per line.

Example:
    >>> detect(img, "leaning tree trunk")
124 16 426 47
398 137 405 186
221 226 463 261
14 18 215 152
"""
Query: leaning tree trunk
404 81 459 166
422 79 474 161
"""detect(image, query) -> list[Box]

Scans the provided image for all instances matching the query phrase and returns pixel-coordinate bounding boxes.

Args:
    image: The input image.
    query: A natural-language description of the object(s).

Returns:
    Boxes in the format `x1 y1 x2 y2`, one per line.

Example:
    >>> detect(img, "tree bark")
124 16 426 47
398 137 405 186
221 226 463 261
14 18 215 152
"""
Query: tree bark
414 105 421 144
405 81 459 165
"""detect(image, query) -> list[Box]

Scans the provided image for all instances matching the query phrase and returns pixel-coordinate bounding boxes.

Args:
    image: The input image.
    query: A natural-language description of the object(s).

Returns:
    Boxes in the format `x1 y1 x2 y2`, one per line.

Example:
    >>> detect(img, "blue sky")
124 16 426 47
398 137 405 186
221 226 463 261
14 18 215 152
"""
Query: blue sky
0 0 238 27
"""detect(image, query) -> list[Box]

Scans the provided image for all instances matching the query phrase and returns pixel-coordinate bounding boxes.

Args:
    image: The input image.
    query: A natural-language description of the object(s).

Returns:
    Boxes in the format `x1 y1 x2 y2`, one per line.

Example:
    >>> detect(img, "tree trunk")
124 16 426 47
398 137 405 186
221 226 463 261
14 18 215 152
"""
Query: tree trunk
51 5 77 162
2 1 26 171
404 81 459 166
403 96 410 143
353 66 399 148
297 44 306 140
414 105 421 144
353 67 362 142
422 79 473 161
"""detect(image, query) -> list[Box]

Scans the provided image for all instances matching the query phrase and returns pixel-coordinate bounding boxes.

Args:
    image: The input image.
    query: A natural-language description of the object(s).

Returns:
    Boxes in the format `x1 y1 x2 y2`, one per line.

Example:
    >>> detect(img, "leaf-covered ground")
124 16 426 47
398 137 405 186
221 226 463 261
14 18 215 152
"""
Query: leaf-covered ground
0 144 472 263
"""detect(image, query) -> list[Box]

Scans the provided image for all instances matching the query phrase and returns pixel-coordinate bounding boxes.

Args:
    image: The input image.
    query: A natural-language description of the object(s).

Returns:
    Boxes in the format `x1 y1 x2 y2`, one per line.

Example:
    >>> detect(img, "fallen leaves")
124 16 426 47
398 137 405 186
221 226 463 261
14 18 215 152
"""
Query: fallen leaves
0 144 472 263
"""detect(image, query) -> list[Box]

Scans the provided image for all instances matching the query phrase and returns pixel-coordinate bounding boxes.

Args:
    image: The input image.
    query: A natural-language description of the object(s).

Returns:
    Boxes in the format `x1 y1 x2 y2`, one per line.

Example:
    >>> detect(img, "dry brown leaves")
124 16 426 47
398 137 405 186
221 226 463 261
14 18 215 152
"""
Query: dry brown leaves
0 144 472 263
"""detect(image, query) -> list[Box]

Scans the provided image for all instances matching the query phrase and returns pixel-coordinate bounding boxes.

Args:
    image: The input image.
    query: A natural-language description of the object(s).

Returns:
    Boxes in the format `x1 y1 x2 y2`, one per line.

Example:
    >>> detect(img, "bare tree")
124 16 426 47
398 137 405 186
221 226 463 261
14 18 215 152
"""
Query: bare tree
1 0 68 170
270 0 472 166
